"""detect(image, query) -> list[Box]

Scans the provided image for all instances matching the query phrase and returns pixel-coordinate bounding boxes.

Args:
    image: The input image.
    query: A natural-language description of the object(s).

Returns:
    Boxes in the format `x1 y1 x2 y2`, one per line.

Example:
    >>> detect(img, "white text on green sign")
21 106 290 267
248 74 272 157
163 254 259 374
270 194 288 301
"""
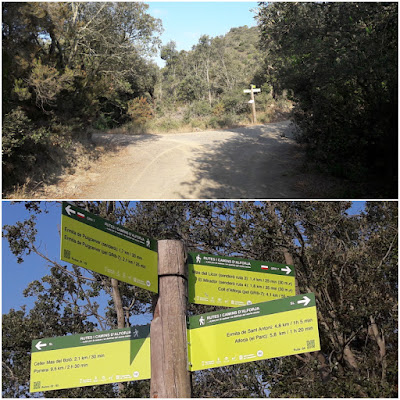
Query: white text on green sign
60 202 158 293
188 252 295 307
30 326 150 392
187 293 320 371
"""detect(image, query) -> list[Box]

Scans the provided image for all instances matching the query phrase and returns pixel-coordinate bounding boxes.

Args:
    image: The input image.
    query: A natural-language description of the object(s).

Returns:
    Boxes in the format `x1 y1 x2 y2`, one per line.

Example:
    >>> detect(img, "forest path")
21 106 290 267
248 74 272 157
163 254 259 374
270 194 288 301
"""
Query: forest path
42 121 332 199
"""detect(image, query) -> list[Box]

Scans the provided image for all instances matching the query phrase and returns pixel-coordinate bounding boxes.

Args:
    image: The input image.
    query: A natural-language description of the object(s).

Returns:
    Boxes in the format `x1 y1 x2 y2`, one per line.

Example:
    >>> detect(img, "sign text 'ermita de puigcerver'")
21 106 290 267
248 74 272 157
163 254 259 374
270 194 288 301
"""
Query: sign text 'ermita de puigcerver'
60 202 158 293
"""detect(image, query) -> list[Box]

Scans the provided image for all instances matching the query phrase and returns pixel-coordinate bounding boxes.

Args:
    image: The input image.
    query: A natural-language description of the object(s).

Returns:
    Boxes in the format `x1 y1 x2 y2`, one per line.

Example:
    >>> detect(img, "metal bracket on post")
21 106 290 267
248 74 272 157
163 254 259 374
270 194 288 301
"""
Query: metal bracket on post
150 240 191 398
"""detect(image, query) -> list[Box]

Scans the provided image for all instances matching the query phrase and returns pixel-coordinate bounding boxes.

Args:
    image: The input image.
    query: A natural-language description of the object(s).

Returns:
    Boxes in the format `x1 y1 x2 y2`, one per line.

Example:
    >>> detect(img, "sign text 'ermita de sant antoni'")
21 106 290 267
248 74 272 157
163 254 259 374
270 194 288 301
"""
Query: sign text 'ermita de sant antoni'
187 293 320 371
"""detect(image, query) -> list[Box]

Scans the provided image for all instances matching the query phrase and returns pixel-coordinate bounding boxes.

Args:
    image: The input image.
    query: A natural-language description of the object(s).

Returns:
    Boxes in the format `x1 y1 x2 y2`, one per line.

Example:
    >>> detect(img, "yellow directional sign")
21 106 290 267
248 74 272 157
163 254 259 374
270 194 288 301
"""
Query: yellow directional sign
188 252 295 307
30 326 150 392
60 202 158 293
187 293 320 371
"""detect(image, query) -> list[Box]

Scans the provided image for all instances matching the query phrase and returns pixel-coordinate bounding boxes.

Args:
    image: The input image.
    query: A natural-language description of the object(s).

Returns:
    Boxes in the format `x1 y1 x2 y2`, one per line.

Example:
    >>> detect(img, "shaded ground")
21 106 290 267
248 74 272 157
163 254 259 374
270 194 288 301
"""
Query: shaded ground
38 121 341 199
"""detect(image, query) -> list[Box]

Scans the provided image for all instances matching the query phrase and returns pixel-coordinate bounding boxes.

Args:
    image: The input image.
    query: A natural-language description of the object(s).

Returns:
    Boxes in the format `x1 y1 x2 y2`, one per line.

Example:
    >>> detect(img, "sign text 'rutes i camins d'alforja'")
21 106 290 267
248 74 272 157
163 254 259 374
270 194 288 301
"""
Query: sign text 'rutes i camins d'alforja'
30 326 150 392
188 252 296 307
187 293 320 371
61 202 158 293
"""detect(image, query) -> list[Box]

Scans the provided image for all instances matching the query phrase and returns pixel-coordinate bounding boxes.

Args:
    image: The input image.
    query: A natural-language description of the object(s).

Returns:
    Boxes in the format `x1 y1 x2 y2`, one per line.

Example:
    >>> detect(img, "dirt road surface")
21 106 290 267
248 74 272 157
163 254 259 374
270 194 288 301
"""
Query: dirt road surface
42 121 333 199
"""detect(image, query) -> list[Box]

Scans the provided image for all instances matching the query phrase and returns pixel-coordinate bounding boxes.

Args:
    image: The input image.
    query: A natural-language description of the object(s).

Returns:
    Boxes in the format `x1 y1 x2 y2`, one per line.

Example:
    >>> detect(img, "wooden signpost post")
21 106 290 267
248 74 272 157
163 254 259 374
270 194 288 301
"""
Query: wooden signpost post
150 240 191 398
244 84 261 123
30 206 320 398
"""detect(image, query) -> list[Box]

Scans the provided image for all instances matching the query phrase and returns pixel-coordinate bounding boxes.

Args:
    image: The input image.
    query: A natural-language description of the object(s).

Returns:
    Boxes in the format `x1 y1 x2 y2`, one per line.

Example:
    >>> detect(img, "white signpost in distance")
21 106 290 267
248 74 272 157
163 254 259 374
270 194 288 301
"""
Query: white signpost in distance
243 84 261 123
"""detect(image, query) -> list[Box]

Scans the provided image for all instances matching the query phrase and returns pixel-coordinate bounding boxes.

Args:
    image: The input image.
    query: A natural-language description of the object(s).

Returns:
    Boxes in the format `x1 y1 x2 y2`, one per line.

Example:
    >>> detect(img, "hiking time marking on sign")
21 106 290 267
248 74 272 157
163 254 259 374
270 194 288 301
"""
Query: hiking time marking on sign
60 202 158 293
30 326 150 392
188 252 295 307
187 293 320 371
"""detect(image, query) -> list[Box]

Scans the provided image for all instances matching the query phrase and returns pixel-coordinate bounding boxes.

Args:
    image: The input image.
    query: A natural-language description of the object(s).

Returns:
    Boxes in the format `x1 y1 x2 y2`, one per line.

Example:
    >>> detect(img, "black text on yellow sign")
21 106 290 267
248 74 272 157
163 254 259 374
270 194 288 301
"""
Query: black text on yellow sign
187 293 320 371
60 202 158 293
30 326 150 392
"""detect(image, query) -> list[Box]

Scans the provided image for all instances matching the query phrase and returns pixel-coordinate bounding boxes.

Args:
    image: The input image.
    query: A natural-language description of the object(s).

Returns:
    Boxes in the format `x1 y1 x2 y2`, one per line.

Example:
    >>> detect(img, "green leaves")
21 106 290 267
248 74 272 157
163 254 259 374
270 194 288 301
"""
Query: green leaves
2 201 398 397
2 2 163 193
2 215 37 263
257 2 397 197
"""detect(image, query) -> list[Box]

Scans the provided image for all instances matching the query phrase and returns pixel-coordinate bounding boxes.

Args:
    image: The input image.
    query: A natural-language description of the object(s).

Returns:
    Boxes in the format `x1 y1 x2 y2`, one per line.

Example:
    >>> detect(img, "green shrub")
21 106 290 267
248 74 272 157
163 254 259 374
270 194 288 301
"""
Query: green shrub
212 102 225 117
2 108 49 159
177 76 206 102
2 108 51 189
93 113 114 130
127 97 153 125
206 116 223 129
190 118 206 130
190 100 211 117
221 91 248 114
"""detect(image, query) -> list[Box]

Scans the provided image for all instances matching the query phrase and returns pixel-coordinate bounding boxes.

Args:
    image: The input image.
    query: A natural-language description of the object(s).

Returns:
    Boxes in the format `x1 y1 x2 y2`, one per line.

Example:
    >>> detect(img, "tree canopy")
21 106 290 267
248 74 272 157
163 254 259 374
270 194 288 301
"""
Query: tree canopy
157 26 264 108
2 2 162 191
4 2 395 197
2 201 398 397
256 2 398 197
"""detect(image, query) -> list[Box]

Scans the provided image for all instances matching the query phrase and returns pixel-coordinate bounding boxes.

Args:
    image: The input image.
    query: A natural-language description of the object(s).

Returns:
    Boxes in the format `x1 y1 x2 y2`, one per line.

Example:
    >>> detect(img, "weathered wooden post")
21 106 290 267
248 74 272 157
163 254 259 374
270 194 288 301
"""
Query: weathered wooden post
250 86 257 124
244 84 261 124
150 240 191 398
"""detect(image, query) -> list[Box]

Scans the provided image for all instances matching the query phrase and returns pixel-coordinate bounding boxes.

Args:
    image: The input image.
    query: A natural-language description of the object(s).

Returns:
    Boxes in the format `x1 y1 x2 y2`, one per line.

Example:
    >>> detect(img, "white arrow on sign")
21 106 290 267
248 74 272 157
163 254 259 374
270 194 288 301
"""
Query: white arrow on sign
35 341 47 351
297 296 311 307
281 266 292 275
65 205 76 216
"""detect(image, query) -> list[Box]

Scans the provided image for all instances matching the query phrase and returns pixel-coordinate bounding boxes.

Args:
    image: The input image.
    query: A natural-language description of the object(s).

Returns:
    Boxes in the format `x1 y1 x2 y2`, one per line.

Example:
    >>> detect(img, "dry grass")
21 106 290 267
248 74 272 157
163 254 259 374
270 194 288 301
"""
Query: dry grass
4 139 100 199
4 102 295 198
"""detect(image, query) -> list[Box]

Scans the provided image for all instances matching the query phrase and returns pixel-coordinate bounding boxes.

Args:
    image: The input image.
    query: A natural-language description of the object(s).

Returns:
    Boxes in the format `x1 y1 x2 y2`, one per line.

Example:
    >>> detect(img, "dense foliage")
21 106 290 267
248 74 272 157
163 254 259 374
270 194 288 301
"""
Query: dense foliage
153 25 288 130
158 27 263 108
3 2 397 196
2 2 161 191
2 201 398 397
257 2 398 197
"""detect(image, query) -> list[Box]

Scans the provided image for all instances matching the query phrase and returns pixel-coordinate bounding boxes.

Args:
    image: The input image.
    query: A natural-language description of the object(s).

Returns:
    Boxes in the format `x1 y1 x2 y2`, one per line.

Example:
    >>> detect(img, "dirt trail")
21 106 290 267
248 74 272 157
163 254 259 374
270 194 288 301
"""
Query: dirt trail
40 121 334 199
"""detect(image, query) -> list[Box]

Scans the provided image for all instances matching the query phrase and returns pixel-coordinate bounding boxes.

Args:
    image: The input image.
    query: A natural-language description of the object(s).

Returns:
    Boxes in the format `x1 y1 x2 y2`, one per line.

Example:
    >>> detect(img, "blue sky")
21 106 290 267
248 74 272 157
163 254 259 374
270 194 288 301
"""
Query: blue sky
2 201 367 316
146 1 259 66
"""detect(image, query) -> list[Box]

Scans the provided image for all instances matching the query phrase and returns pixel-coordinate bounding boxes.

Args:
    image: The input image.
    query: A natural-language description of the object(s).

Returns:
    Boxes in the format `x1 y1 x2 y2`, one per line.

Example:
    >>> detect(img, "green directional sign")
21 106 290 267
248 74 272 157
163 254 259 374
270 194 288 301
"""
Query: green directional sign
30 326 150 392
60 202 158 293
188 252 295 307
187 293 320 371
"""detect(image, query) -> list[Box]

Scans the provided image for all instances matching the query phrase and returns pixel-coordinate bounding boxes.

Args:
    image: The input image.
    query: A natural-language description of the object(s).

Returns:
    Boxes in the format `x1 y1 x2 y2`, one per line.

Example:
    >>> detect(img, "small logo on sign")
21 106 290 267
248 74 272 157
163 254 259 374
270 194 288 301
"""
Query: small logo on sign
247 300 253 305
199 316 205 326
196 254 202 263
257 350 264 357
146 280 151 287
133 371 139 378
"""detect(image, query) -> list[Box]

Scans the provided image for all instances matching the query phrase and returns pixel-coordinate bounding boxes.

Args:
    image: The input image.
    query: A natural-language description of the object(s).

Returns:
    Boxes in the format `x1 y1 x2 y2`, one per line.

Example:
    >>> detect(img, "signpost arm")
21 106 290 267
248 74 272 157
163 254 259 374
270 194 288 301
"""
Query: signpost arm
282 250 299 295
150 240 191 398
